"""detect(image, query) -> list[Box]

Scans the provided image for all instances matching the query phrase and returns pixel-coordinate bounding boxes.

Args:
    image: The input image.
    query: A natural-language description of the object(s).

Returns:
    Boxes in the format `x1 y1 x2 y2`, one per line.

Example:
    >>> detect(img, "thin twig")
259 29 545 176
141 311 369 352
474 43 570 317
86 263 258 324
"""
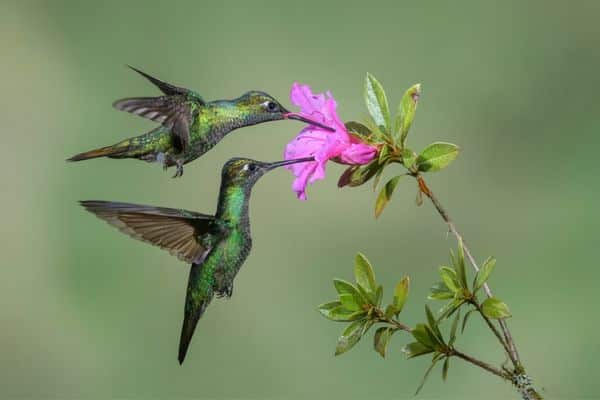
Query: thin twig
415 175 521 367
470 300 515 364
452 349 510 380
378 314 508 379
375 310 412 332
381 310 541 399
379 314 510 381
414 174 545 399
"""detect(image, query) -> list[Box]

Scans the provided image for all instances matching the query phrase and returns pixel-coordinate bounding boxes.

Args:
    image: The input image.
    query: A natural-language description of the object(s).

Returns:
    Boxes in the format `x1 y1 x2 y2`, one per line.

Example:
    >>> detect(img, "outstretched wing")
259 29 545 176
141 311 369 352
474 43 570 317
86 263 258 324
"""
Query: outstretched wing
80 200 221 264
126 66 195 97
112 66 205 151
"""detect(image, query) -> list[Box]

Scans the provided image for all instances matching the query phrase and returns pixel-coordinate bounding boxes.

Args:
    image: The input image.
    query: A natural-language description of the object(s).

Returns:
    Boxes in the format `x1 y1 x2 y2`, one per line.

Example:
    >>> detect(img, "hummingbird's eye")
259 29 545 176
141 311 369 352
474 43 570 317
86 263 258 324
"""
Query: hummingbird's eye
266 101 278 112
243 163 257 172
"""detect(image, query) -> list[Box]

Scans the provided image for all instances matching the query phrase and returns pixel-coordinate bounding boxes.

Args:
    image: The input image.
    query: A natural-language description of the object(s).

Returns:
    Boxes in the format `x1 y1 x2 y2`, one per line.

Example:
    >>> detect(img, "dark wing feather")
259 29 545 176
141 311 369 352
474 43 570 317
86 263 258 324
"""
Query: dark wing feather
127 65 192 96
113 96 193 150
112 96 175 124
81 200 218 264
113 67 205 151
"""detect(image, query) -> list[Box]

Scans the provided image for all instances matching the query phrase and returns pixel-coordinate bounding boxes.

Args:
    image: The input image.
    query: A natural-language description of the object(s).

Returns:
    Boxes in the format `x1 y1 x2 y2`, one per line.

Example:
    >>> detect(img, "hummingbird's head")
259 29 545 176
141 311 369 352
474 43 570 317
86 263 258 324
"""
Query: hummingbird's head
222 156 315 188
236 91 334 131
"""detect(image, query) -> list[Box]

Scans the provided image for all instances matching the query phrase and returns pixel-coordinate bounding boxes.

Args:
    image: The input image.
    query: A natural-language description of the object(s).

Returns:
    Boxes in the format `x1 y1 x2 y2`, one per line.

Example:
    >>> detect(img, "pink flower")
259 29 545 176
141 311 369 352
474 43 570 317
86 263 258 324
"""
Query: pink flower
284 83 378 200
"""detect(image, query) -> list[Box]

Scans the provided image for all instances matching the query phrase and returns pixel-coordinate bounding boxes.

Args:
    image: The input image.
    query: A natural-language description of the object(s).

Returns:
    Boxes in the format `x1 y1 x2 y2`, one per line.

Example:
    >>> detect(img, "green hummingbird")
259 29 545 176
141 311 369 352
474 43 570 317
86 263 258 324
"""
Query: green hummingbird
67 66 332 177
79 156 313 364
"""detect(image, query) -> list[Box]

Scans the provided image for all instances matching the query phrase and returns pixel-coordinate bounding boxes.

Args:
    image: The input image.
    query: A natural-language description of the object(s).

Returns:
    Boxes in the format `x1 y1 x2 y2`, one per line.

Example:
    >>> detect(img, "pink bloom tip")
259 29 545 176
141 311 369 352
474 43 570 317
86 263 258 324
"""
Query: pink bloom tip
284 83 378 200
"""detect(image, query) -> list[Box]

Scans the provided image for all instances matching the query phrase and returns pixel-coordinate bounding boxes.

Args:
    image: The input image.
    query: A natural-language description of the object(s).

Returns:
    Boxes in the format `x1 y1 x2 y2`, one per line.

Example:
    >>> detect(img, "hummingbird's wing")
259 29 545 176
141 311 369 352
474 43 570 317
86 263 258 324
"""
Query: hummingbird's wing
112 67 205 152
126 66 195 97
80 200 221 264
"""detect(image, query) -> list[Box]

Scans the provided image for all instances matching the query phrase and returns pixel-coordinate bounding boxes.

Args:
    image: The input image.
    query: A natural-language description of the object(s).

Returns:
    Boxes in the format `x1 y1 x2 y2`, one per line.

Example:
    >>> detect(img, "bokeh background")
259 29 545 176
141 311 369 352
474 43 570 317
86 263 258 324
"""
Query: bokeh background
2 1 599 398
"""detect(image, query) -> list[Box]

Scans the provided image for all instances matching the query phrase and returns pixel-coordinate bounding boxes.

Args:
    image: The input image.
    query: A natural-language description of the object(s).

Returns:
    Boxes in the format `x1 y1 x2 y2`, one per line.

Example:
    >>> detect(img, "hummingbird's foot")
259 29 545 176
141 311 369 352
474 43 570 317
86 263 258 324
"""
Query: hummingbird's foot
172 160 184 178
216 285 233 298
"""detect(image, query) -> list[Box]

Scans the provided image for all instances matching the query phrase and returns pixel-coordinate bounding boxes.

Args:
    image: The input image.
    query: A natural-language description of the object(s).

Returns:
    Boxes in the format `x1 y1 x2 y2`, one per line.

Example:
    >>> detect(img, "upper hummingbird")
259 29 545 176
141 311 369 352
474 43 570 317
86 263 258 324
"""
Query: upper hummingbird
79 156 313 364
67 66 332 177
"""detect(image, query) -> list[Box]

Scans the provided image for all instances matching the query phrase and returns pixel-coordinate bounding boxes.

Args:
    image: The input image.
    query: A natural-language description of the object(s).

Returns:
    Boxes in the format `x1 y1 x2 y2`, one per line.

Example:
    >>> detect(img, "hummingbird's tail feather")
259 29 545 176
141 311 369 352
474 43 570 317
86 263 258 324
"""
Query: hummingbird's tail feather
66 128 166 163
67 142 131 162
178 263 214 365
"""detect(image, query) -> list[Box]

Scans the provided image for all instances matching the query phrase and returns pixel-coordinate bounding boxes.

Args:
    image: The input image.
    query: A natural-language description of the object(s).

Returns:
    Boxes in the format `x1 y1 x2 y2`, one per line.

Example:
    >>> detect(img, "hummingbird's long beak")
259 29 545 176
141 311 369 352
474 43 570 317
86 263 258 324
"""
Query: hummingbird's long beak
265 156 315 171
284 112 335 132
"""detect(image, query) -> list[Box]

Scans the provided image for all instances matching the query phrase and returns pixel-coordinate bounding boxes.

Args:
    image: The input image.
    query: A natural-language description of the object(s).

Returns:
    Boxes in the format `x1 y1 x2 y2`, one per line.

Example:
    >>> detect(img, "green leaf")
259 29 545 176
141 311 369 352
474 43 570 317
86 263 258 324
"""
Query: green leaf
374 327 394 358
455 240 468 289
364 73 391 134
402 341 434 359
428 282 454 301
395 83 421 146
425 305 437 332
375 175 403 218
416 142 460 172
318 302 366 322
401 148 416 168
384 304 396 319
345 121 372 138
393 276 410 315
337 165 359 188
354 253 377 293
440 266 460 293
461 309 476 333
432 352 445 363
356 284 377 306
481 297 512 319
372 149 391 191
449 309 461 346
338 159 381 188
339 293 360 311
328 306 366 322
378 143 391 164
438 298 465 322
412 324 435 348
362 118 386 141
317 301 342 319
474 256 496 293
333 279 367 306
425 305 444 344
362 318 376 336
424 325 445 351
375 285 383 307
442 357 450 381
415 355 439 395
335 319 367 355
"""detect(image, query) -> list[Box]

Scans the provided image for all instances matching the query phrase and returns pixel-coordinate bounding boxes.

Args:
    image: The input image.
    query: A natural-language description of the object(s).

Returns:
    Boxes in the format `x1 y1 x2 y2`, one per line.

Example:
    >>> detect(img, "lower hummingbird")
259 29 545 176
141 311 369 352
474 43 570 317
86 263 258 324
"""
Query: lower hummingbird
67 67 332 177
79 156 313 363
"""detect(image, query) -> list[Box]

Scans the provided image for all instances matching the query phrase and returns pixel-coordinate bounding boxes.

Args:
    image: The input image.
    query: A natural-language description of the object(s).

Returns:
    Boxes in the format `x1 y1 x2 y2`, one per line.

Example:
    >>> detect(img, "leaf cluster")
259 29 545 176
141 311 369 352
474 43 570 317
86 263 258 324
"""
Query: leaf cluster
317 243 516 395
338 74 460 218
429 241 511 324
402 305 462 394
318 253 410 357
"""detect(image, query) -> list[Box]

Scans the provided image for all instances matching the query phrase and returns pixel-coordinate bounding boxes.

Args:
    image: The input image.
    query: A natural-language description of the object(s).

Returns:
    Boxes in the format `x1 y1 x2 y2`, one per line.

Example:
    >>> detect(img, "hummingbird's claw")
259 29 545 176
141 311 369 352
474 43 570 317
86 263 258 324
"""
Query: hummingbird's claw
215 284 234 298
171 160 184 178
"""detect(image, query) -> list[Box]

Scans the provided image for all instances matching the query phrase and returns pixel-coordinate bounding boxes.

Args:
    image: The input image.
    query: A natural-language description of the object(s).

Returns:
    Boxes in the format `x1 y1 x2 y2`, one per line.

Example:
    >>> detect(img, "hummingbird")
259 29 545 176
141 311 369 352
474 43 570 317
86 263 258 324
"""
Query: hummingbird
79 156 313 364
67 66 332 177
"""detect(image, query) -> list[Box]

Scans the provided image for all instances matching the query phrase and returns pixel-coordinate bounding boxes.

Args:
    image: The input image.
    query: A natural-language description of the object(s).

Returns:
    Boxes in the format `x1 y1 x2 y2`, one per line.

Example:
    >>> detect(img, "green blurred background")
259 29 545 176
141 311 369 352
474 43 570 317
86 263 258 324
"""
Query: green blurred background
2 1 599 398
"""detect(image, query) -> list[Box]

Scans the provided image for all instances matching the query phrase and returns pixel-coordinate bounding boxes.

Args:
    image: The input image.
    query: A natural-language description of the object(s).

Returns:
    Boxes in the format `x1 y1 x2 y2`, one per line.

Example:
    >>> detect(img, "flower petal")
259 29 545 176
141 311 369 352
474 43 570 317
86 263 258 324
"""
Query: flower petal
290 82 327 114
285 83 379 199
339 143 378 164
